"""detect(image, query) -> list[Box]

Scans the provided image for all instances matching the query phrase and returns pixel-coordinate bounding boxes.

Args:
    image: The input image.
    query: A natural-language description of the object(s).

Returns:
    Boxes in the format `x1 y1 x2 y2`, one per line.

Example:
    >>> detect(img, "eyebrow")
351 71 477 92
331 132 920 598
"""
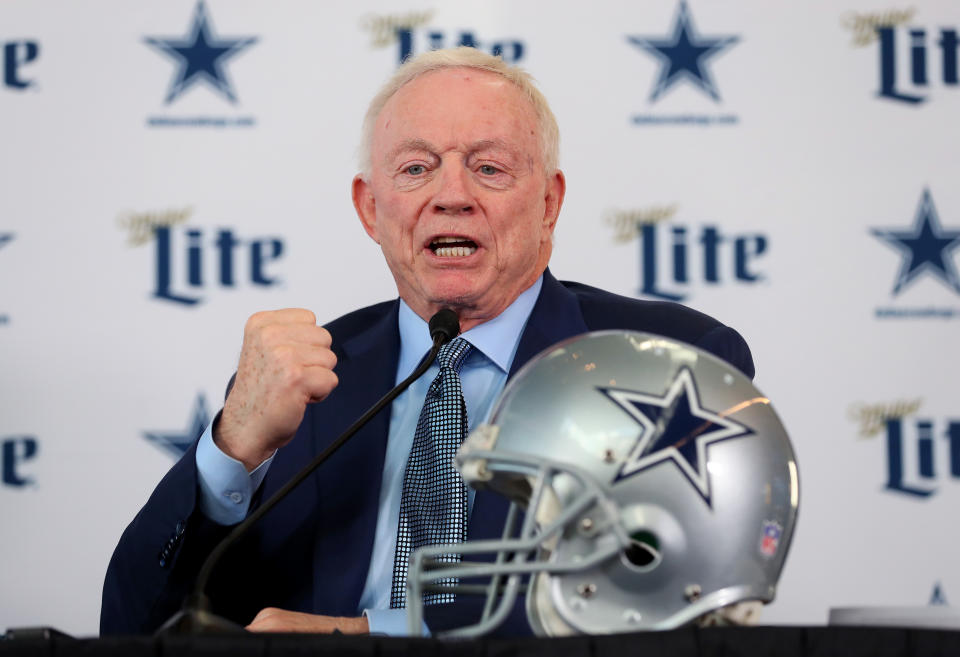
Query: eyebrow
469 139 530 171
467 139 521 157
384 139 436 164
384 138 525 164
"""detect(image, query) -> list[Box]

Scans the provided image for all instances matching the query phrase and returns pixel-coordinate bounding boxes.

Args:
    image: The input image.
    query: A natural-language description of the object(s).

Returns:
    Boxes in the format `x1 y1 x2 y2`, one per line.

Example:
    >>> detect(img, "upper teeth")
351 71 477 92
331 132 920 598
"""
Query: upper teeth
434 236 465 244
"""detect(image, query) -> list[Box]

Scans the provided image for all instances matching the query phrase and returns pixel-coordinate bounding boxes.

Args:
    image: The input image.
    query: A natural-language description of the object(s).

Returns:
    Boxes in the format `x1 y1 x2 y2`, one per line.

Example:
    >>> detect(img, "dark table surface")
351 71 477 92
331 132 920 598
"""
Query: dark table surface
3 626 960 657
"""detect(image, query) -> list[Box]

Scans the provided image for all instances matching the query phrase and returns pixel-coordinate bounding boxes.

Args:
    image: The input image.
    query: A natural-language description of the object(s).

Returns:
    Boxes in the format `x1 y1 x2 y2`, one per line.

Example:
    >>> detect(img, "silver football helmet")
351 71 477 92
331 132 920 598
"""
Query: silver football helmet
407 331 799 637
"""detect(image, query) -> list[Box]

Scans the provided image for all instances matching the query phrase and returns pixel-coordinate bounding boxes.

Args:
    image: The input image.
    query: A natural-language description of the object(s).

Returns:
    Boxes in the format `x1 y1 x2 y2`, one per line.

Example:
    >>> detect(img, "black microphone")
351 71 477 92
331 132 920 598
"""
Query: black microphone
158 309 460 634
429 307 460 344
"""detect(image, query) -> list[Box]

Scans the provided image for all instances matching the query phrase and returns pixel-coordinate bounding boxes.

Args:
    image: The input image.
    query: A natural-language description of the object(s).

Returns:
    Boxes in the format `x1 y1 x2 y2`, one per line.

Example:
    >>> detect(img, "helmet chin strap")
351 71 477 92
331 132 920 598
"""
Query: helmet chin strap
527 571 578 636
525 475 575 636
696 600 764 627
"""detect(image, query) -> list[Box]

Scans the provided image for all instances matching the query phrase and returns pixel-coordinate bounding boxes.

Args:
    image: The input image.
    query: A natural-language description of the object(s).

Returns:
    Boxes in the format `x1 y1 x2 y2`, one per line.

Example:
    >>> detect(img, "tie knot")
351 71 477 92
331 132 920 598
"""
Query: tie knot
436 337 473 372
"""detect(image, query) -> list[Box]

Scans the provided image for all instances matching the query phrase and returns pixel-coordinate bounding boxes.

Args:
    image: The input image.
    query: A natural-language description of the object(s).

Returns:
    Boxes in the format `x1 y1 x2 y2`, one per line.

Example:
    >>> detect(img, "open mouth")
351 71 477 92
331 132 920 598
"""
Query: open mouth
429 236 478 257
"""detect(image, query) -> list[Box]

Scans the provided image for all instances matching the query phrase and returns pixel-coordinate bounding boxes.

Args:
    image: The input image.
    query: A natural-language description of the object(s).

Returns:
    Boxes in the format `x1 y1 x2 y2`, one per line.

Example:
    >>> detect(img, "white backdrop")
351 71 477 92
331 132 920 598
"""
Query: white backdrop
1 0 958 636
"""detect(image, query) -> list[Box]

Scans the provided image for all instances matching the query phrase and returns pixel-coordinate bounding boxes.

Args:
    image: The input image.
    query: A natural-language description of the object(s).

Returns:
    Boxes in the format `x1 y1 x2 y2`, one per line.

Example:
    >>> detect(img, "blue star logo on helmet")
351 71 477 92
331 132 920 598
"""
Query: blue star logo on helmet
627 1 739 103
144 1 257 104
599 366 753 507
871 188 960 296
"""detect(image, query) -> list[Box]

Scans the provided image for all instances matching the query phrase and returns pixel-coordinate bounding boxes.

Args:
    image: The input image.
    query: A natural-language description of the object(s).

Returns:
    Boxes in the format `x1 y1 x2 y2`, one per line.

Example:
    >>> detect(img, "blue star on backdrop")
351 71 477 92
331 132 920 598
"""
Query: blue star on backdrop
0 234 13 250
627 0 739 103
144 393 210 459
930 582 948 606
600 367 752 506
144 1 257 104
871 188 960 296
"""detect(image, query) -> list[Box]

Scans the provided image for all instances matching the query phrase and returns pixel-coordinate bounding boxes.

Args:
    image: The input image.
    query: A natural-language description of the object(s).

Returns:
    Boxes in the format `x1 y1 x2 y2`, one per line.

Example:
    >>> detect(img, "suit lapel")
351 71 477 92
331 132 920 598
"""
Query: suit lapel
508 270 590 379
468 271 589 542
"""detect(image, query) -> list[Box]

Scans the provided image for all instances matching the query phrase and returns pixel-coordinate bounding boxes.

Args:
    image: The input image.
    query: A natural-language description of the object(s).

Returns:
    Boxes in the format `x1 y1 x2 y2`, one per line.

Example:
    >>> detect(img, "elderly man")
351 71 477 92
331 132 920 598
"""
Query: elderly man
101 47 753 637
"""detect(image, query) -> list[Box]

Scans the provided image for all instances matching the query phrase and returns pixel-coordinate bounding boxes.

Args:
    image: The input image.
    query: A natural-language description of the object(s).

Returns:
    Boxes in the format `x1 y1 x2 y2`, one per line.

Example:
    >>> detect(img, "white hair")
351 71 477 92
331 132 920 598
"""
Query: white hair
358 46 560 177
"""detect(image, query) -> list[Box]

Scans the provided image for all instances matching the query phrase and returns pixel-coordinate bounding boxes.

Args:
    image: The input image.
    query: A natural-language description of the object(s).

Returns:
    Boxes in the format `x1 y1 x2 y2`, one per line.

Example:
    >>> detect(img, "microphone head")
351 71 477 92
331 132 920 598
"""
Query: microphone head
429 308 460 344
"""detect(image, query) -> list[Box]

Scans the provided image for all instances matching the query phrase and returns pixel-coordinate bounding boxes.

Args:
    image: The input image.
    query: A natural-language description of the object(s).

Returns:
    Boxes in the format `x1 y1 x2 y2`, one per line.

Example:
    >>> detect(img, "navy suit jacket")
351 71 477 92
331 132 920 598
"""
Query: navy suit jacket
100 271 753 636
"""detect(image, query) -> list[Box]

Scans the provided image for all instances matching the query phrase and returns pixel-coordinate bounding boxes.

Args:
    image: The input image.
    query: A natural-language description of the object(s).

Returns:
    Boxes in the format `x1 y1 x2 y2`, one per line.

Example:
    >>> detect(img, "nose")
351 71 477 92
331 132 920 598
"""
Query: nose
432 164 474 216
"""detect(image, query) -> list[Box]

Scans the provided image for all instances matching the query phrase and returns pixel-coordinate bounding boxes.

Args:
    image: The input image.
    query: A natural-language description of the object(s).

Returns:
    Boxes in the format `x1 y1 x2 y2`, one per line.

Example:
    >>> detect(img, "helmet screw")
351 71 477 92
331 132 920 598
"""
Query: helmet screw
684 584 702 602
576 582 597 599
579 517 594 532
623 609 642 624
602 449 616 463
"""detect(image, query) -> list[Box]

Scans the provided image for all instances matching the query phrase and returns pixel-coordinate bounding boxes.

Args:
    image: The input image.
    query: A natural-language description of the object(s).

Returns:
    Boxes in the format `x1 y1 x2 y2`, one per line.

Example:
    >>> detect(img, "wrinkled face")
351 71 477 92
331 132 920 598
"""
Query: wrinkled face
353 68 565 329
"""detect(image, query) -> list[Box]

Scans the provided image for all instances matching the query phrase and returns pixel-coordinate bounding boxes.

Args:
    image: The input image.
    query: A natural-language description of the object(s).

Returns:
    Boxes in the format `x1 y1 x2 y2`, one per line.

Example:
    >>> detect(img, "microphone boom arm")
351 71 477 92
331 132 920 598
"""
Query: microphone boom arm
160 309 459 633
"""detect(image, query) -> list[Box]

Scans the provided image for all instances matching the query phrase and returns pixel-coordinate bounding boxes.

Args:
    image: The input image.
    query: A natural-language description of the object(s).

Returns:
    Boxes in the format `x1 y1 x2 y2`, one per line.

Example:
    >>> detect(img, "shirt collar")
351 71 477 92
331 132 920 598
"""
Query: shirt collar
396 275 544 379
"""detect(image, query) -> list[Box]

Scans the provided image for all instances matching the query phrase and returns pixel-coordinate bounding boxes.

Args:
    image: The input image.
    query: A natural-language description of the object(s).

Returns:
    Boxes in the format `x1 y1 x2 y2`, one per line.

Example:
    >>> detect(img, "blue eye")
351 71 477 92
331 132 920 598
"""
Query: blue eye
406 164 426 175
479 165 498 175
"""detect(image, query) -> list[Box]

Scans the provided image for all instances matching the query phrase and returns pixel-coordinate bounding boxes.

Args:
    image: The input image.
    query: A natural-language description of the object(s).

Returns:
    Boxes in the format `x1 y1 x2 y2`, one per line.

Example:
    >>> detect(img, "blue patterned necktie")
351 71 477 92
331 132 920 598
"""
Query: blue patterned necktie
390 337 473 608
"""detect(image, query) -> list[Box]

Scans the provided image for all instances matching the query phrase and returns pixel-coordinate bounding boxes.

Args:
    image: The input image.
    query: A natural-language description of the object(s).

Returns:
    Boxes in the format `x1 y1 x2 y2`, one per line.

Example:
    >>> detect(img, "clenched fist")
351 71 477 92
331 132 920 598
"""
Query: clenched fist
215 309 338 470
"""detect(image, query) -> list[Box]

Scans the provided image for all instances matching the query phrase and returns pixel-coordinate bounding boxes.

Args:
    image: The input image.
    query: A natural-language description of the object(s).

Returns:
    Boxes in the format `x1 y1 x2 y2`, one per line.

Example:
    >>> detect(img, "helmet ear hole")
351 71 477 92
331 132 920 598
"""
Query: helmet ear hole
622 530 661 571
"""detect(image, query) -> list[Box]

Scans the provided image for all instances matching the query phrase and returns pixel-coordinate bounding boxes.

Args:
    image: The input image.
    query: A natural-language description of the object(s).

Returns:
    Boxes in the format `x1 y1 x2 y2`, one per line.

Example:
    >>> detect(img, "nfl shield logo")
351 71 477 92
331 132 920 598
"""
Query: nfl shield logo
760 521 782 558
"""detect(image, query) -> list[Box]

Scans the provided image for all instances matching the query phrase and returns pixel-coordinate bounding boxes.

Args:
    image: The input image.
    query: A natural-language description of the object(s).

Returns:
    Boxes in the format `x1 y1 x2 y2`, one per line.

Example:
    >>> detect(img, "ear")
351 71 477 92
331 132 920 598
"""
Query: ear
541 170 566 239
352 174 380 244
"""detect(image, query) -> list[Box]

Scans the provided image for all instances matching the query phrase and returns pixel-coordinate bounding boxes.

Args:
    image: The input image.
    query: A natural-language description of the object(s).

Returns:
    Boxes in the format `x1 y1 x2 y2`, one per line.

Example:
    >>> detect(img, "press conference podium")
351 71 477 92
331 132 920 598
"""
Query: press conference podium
4 625 960 657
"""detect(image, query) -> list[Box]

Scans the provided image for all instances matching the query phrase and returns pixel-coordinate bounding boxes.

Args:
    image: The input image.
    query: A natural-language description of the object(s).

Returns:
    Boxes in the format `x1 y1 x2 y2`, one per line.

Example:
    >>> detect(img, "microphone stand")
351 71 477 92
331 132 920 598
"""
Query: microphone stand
158 309 460 634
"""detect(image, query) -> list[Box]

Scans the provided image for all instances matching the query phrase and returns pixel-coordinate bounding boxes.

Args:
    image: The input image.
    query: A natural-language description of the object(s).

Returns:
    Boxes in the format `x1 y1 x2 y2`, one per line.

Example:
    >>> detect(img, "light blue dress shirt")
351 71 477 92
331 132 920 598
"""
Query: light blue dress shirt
194 276 542 635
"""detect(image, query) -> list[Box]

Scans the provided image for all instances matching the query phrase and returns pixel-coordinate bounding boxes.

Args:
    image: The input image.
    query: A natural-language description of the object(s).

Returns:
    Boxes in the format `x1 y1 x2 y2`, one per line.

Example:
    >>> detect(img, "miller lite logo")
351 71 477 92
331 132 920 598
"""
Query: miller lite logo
843 8 960 104
359 10 525 66
118 207 285 306
850 400 960 498
608 205 768 302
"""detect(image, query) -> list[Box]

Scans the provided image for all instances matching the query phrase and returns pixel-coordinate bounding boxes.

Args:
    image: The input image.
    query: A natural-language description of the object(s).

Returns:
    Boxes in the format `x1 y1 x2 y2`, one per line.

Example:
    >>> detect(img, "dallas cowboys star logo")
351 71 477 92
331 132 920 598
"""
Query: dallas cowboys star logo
871 188 960 296
599 367 752 507
144 1 257 104
144 393 210 459
930 582 948 606
627 1 739 102
0 234 13 250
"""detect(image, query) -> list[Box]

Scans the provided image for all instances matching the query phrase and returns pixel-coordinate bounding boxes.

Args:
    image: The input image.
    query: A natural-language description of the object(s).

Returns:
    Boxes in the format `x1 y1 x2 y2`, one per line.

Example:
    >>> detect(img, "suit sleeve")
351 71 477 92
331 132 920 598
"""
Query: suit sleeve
694 324 755 380
99 441 232 635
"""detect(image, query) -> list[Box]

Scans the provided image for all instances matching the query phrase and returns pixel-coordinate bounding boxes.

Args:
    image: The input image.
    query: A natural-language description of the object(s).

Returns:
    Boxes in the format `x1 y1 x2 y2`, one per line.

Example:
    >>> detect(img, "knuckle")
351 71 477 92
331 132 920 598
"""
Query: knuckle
246 310 271 330
283 307 315 325
259 324 284 346
308 370 338 403
316 327 332 346
316 347 336 369
280 364 305 390
271 343 295 364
